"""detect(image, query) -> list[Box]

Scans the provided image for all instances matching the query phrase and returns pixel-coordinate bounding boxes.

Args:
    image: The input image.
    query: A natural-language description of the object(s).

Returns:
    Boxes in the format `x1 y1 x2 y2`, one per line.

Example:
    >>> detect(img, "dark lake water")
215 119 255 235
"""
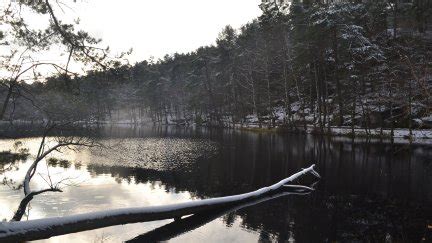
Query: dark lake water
1 125 432 242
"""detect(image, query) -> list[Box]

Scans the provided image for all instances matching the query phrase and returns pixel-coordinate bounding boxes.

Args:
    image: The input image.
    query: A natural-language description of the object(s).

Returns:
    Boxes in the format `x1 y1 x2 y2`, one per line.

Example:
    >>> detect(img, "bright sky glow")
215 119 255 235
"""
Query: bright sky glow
0 0 262 80
68 0 262 63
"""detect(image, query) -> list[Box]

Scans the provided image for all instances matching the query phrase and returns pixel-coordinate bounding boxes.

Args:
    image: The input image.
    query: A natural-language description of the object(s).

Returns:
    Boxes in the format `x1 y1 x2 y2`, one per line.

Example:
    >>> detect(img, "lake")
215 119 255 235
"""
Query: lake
1 125 432 242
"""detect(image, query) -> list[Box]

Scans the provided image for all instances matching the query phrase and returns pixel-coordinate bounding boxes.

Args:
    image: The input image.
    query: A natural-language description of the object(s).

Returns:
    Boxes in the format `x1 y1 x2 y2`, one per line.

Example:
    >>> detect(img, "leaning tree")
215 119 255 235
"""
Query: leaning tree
0 0 128 121
0 0 125 222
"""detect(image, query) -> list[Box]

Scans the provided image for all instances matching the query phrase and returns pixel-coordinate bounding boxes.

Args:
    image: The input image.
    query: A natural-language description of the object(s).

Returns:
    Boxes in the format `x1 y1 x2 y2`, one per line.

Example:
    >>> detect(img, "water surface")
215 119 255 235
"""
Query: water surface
1 126 432 242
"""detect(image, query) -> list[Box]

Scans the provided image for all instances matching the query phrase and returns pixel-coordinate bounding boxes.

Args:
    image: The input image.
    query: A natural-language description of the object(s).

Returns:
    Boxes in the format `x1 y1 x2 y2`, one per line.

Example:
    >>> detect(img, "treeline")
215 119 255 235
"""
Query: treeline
2 0 432 133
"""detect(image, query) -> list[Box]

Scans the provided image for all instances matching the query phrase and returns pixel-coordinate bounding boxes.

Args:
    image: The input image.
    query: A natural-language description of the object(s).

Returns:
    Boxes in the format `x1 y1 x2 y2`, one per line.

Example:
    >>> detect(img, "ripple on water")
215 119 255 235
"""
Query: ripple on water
87 138 219 171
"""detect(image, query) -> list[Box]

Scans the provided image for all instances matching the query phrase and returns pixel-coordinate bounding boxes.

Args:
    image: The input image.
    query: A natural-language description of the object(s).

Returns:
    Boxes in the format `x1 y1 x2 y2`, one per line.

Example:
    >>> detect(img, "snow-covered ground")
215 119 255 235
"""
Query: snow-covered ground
309 126 432 145
234 123 432 145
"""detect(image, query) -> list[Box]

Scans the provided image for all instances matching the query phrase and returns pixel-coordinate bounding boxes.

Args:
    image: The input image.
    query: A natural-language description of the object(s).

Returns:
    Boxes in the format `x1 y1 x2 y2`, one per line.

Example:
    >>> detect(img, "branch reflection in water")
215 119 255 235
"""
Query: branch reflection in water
127 184 317 242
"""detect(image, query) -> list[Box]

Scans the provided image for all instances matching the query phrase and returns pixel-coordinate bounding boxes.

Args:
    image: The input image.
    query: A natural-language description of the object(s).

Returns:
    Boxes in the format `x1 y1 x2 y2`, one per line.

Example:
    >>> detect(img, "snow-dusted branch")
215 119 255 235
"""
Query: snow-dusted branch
0 165 320 242
23 139 94 196
128 188 315 242
12 124 97 222
11 188 62 222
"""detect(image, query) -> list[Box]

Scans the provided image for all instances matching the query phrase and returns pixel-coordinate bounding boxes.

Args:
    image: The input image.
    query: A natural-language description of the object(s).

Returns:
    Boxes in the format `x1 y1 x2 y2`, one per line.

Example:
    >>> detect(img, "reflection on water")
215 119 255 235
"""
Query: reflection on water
1 125 432 242
89 137 219 170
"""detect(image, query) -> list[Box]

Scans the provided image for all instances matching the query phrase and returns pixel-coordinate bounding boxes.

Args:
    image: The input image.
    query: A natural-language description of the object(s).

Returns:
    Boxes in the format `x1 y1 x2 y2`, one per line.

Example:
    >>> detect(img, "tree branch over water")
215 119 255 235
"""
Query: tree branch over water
11 122 98 222
127 186 316 242
0 0 129 121
0 165 320 242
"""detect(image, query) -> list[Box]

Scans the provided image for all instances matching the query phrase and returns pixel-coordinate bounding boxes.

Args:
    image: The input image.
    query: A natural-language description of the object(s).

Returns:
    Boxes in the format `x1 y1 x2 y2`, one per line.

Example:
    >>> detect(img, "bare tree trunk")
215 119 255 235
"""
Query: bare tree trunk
0 83 14 120
309 76 315 130
333 28 344 126
314 62 324 133
393 1 398 38
1 166 320 242
203 60 216 124
295 77 307 132
389 85 395 143
408 78 413 139
127 189 311 243
283 60 292 127
351 80 357 137
249 66 259 127
264 51 273 128
282 32 293 128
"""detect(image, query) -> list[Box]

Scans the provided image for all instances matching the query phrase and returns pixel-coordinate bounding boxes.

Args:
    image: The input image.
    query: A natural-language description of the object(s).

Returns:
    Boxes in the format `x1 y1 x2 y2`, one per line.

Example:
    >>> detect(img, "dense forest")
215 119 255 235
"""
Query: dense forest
1 0 432 135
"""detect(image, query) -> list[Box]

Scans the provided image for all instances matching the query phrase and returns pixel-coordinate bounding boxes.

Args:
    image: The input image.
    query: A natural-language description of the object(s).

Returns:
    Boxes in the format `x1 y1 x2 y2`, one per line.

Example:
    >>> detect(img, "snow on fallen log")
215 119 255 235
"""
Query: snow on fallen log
0 164 320 242
127 190 313 242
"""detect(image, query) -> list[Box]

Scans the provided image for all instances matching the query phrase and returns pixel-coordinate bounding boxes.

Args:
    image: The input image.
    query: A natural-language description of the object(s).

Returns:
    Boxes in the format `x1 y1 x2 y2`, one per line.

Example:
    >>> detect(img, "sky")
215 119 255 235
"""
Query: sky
66 0 263 63
0 0 262 80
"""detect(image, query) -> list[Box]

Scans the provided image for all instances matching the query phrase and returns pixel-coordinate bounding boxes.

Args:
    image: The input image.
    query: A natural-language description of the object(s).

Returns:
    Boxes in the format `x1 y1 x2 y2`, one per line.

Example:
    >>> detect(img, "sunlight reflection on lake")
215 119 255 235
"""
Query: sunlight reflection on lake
0 134 264 242
1 125 432 242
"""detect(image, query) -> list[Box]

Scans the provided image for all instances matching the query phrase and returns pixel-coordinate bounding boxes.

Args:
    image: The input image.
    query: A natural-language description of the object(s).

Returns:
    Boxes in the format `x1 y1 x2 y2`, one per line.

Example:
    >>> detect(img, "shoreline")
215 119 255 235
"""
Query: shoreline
235 125 432 145
1 120 431 145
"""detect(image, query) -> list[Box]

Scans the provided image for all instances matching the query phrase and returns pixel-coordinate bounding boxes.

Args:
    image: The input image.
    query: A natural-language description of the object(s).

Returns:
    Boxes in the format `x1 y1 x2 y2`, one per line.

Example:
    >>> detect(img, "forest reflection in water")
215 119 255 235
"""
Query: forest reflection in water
1 125 432 242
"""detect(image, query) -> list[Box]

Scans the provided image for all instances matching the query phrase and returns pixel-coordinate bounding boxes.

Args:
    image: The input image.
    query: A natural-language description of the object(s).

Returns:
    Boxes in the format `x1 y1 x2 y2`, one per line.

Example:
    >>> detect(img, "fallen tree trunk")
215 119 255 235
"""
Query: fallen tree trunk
127 188 315 242
0 165 319 242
